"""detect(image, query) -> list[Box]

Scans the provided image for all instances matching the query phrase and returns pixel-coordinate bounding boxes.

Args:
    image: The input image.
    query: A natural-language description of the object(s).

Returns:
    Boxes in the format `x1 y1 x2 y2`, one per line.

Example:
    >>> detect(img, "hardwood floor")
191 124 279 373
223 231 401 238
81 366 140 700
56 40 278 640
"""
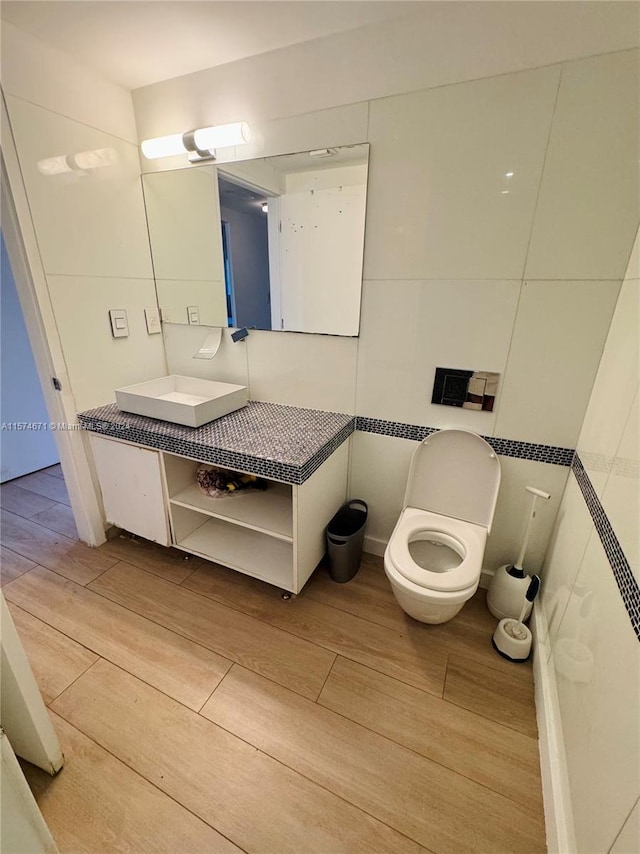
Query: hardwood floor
1 465 547 853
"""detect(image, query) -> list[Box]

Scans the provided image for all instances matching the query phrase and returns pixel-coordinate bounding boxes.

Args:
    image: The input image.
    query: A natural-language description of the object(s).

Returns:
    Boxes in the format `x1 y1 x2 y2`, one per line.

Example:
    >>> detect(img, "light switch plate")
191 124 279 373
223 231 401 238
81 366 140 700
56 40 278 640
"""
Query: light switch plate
144 307 162 334
187 305 200 325
109 309 129 338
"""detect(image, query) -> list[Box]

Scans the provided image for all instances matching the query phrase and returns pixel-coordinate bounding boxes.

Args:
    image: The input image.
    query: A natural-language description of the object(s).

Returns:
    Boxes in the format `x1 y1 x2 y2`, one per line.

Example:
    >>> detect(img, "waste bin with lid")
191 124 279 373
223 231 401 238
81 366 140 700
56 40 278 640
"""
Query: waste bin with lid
326 499 368 583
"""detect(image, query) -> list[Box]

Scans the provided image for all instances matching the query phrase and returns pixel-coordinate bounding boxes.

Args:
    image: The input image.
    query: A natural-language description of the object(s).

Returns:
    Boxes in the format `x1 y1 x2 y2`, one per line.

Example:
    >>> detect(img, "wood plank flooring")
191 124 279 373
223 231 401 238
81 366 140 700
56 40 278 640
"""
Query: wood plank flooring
1 465 547 853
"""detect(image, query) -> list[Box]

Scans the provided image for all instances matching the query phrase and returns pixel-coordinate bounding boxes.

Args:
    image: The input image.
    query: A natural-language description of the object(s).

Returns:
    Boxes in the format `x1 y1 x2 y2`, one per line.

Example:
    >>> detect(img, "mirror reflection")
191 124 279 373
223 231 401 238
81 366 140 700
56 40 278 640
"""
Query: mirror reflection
142 143 369 336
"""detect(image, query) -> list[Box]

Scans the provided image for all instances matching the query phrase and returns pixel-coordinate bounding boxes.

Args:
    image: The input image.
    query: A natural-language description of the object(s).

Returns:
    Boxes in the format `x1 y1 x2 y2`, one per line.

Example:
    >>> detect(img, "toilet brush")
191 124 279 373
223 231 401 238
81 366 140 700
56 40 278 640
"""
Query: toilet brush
492 575 540 662
487 486 551 620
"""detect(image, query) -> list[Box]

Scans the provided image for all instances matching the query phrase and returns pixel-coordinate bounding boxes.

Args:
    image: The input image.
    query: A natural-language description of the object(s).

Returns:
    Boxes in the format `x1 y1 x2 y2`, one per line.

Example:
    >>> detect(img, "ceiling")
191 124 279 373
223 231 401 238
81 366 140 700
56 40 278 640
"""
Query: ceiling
0 0 424 91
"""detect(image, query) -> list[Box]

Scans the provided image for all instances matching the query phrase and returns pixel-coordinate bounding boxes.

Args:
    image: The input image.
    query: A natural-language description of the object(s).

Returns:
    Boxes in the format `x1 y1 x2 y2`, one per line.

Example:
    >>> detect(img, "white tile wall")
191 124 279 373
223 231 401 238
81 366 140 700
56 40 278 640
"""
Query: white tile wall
155 281 227 328
132 3 640 158
542 473 596 647
1 22 138 143
364 65 560 280
494 280 620 447
6 95 153 280
577 275 640 498
348 431 416 547
610 799 640 854
163 325 249 387
47 276 166 411
239 103 370 163
540 225 639 853
246 330 358 413
525 49 640 281
355 279 521 431
482 456 568 577
600 391 640 582
552 533 640 854
142 166 223 280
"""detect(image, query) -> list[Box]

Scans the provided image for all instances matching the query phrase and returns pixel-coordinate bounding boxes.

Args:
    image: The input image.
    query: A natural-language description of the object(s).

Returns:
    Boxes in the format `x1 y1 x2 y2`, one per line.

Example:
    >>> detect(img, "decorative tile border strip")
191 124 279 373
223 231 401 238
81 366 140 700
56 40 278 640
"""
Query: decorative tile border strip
572 454 640 642
355 416 574 466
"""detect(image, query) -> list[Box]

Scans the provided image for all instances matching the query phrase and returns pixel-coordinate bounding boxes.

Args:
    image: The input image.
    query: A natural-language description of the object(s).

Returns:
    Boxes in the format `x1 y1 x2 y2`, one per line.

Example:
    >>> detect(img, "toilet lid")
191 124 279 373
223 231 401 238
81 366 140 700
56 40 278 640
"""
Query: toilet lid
404 430 501 531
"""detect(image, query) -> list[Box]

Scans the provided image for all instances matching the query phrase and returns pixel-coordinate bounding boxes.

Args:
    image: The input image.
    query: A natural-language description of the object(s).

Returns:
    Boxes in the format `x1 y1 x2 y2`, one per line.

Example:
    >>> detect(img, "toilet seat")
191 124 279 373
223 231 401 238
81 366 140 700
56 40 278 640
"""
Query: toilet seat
387 507 487 593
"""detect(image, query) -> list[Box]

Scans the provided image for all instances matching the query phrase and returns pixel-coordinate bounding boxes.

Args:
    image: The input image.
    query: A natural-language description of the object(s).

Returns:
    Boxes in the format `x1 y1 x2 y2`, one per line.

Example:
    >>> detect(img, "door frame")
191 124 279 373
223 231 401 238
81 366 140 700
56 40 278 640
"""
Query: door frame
1 92 105 546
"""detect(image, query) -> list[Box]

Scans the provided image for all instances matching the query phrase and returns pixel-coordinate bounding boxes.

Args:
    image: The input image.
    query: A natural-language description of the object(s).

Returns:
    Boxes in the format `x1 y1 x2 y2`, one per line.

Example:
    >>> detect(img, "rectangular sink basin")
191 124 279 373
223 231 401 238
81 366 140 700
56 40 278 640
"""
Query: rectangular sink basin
115 375 248 428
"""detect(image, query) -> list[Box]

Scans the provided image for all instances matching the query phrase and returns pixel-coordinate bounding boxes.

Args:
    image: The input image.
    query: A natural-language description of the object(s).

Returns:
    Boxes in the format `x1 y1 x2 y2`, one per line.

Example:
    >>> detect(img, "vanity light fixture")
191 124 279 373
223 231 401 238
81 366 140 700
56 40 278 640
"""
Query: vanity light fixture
141 122 252 162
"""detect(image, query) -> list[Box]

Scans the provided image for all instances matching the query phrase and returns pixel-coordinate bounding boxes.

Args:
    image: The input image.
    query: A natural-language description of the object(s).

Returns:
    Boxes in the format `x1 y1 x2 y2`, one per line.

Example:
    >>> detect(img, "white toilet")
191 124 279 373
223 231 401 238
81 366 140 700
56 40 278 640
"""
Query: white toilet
384 429 501 624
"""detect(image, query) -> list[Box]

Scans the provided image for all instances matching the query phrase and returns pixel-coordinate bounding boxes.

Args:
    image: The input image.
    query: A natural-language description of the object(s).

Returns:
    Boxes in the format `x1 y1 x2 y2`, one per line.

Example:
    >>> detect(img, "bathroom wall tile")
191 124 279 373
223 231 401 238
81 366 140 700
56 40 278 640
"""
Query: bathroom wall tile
162 325 249 388
525 50 639 281
494 280 620 448
600 390 640 581
1 22 139 144
142 166 224 281
6 95 153 279
483 456 569 579
239 103 369 163
609 798 640 854
364 65 559 280
246 330 358 413
541 473 595 647
624 227 640 283
155 280 228 328
355 279 520 432
349 431 417 548
47 276 167 412
551 532 640 854
577 275 639 496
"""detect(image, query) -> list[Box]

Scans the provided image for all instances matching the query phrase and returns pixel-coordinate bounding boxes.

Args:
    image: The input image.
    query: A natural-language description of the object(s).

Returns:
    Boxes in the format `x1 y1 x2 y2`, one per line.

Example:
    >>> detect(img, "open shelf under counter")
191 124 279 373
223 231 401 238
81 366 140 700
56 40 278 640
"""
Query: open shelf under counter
172 507 295 591
169 480 293 542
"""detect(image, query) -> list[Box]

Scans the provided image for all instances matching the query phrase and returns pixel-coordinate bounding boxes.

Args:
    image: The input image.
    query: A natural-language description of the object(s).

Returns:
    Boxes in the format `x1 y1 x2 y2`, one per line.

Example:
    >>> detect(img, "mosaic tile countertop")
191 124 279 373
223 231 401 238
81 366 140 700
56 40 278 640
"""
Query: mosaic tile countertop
78 402 356 485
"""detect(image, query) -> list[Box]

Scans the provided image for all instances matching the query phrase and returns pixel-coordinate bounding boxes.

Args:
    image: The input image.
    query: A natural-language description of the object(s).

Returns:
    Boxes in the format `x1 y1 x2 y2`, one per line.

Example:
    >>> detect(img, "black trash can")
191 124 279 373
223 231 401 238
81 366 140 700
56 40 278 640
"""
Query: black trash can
326 499 368 583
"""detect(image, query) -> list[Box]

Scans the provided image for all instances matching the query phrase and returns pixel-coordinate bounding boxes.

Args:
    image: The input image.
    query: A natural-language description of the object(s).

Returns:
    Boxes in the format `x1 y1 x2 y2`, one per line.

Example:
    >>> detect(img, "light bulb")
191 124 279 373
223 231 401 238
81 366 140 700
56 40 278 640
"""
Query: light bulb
141 133 188 159
193 122 252 151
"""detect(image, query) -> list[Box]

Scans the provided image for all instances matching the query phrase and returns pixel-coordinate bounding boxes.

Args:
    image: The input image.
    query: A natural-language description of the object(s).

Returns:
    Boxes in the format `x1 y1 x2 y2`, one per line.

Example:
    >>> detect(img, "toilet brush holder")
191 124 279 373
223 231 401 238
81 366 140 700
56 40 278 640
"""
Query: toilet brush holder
492 575 540 662
492 618 533 662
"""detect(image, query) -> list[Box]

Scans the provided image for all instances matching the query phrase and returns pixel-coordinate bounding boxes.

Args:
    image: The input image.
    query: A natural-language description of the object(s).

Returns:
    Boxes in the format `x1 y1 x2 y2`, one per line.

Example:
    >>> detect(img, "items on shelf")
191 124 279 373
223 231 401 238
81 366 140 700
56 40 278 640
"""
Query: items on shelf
196 464 268 498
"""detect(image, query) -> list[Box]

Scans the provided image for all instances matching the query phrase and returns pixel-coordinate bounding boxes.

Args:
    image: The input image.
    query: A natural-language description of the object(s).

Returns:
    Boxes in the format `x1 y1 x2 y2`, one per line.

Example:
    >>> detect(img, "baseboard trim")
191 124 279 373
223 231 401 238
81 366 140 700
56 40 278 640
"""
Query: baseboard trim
531 603 576 854
363 535 386 557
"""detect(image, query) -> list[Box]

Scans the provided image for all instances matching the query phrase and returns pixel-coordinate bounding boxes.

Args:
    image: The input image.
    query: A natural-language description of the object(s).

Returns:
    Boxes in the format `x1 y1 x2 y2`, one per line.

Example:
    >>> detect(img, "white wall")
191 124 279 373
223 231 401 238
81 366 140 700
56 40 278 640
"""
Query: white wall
133 2 640 147
539 228 639 853
2 22 166 413
134 26 638 573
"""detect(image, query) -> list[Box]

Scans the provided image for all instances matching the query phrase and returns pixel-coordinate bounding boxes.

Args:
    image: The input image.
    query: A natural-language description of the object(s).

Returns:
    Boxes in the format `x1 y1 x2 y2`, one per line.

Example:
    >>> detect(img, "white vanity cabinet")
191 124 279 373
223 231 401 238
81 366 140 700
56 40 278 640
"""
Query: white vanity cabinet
83 401 353 594
90 435 171 546
163 440 348 593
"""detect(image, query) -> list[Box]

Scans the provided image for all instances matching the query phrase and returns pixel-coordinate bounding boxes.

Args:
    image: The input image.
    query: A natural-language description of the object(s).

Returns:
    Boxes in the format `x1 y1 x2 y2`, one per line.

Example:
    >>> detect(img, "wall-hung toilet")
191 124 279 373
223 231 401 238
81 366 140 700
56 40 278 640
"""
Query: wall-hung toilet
384 429 501 624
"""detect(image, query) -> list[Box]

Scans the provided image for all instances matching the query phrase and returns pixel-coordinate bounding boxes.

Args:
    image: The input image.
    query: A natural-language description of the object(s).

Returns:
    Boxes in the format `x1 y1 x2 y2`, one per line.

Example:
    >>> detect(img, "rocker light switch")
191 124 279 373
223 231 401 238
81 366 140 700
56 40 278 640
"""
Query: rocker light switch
109 309 129 338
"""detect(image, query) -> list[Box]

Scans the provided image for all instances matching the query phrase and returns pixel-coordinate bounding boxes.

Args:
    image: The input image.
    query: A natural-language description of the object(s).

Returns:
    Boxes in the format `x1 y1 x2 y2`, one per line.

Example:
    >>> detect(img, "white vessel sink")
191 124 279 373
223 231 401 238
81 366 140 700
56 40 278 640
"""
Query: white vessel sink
115 375 248 428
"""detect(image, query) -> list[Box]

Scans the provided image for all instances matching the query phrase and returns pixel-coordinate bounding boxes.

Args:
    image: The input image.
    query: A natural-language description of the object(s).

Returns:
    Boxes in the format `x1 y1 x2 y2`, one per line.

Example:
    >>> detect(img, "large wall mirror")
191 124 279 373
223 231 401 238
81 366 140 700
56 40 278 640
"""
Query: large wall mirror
142 143 369 336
